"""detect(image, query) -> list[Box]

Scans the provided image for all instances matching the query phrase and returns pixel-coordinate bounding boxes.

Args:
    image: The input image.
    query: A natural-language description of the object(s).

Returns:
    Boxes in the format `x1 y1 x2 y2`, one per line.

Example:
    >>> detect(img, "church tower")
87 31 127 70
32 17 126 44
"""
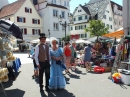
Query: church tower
0 0 9 9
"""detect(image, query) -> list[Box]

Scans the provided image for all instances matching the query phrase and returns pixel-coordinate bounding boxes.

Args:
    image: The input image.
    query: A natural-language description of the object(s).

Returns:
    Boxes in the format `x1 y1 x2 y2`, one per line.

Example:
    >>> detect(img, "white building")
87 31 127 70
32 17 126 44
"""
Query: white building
70 0 122 40
111 1 123 31
70 5 91 40
0 0 9 9
0 0 42 42
123 0 130 35
33 0 71 39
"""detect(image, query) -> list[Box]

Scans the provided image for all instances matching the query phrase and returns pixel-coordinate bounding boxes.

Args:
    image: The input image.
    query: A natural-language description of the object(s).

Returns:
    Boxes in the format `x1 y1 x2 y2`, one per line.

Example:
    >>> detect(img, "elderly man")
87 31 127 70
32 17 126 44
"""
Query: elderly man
35 33 50 92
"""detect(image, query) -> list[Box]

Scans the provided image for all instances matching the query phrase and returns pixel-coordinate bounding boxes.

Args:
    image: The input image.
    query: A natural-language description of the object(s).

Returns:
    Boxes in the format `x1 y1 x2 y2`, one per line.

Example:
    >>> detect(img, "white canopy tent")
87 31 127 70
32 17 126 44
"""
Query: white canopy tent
76 39 85 43
84 40 91 44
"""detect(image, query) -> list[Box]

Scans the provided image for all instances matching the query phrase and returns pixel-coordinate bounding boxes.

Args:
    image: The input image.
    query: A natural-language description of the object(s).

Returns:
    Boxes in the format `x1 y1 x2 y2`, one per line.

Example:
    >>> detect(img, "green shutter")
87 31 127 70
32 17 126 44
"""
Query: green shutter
81 25 82 29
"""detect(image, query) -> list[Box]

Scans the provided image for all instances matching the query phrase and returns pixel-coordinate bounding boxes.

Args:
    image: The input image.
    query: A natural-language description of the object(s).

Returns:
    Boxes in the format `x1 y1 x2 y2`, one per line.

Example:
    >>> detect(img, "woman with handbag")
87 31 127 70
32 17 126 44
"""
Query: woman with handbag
49 38 66 90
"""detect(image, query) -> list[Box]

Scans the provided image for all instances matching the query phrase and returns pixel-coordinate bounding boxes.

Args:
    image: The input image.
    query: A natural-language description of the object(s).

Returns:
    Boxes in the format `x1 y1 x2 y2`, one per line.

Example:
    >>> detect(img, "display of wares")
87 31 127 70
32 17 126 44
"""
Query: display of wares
0 68 9 83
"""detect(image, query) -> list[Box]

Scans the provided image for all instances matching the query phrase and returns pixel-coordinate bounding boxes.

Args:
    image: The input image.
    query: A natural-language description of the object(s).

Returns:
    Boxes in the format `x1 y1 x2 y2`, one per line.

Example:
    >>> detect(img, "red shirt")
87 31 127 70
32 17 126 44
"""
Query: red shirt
64 47 71 57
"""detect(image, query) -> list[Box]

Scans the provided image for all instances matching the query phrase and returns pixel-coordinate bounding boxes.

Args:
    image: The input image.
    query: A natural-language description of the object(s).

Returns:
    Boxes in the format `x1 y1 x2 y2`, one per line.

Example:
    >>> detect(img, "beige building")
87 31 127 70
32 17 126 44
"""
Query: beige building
0 0 42 42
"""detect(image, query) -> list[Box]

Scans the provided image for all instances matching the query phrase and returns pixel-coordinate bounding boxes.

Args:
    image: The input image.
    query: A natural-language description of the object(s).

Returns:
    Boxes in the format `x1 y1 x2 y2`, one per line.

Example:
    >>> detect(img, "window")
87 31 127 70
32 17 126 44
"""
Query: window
119 21 121 25
17 17 26 23
114 20 116 25
32 29 41 35
84 34 87 38
64 1 66 6
109 17 112 21
67 2 69 6
80 34 84 38
25 7 32 13
107 24 109 27
84 25 86 28
110 25 112 29
53 23 59 30
106 10 109 13
73 18 76 21
62 26 65 30
52 0 56 4
71 27 73 30
78 16 82 21
53 9 58 17
103 15 106 19
85 15 87 19
21 28 27 35
32 19 40 24
78 10 82 12
61 11 65 18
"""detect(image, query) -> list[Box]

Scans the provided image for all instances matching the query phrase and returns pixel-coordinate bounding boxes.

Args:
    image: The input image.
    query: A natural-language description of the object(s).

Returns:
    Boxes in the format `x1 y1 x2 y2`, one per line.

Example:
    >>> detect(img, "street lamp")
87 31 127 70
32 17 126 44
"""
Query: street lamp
48 29 50 38
58 15 73 41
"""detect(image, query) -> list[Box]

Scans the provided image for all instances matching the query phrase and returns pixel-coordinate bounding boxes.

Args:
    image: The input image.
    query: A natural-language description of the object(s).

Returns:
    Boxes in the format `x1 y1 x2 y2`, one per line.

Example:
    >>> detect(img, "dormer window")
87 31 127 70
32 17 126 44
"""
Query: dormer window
52 0 56 4
78 10 82 12
25 7 32 13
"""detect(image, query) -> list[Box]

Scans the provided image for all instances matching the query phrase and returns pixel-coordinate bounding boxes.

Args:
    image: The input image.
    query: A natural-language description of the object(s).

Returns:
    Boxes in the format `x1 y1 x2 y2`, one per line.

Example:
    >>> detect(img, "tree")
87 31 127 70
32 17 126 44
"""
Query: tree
61 35 70 41
85 20 109 42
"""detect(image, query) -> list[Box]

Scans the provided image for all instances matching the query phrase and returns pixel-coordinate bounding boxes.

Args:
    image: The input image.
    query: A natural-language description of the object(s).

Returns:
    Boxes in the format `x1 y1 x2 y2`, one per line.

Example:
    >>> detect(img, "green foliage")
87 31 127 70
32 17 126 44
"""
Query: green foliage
85 20 109 37
62 35 70 41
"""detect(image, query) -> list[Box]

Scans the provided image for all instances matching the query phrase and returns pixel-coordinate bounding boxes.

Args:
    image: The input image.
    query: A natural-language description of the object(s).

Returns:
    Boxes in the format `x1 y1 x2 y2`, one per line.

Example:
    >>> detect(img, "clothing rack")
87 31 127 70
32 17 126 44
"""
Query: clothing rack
0 26 12 97
108 36 125 79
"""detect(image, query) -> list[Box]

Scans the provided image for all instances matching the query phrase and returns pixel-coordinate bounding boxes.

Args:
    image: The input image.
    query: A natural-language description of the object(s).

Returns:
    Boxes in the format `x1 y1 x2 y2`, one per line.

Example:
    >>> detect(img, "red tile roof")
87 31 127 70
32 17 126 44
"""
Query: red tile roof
0 0 26 18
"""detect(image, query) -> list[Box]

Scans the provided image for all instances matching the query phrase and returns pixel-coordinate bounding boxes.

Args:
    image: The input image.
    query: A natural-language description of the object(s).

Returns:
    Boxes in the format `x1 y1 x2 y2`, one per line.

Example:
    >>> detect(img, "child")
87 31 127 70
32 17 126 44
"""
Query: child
31 49 38 79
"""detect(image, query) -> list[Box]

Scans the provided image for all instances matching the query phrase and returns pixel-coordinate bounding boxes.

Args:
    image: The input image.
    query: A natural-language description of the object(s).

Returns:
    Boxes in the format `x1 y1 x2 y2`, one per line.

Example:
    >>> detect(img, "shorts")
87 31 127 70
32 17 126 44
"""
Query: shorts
34 67 38 70
70 56 75 64
65 56 71 60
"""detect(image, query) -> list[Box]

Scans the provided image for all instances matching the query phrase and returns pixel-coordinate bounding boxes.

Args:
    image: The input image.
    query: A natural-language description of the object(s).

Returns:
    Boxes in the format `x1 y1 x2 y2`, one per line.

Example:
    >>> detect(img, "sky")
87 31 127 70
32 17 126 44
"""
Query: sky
8 0 122 13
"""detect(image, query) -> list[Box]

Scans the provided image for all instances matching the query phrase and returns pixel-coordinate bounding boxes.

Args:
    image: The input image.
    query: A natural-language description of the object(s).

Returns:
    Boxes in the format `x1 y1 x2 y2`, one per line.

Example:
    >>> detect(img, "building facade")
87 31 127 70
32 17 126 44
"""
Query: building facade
70 5 90 40
70 0 123 40
33 0 70 39
0 0 42 42
111 1 123 31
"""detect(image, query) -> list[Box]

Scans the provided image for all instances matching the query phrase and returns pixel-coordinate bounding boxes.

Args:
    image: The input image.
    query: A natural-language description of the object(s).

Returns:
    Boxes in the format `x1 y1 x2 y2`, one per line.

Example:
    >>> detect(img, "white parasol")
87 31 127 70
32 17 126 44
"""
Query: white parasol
76 39 85 43
84 40 91 44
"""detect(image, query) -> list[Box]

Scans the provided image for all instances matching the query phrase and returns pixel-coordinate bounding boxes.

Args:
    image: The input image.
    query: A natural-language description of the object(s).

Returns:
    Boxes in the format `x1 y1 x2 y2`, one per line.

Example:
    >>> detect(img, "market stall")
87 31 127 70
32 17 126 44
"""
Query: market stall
0 19 23 96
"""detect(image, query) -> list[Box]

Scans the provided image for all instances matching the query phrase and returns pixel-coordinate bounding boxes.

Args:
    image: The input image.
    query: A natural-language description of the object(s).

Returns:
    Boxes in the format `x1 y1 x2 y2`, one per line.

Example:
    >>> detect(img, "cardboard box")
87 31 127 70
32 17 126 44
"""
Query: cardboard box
104 67 112 72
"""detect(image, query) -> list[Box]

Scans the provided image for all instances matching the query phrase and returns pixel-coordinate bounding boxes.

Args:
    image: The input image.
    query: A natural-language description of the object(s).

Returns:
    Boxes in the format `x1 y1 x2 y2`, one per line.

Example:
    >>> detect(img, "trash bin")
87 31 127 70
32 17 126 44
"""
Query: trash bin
120 70 130 85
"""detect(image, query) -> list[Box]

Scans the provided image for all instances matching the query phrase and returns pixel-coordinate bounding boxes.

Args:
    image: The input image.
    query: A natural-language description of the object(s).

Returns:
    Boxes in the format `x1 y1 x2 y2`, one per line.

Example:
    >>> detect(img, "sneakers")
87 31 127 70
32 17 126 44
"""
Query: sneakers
86 70 88 75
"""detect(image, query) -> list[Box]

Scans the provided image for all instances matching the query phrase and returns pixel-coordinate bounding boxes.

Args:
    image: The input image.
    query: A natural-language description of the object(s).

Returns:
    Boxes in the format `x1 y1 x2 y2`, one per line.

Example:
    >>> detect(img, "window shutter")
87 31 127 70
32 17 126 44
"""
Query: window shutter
38 29 41 35
30 8 32 13
17 17 19 22
32 29 35 35
32 19 34 24
24 28 27 34
24 17 26 23
25 7 26 12
38 19 40 24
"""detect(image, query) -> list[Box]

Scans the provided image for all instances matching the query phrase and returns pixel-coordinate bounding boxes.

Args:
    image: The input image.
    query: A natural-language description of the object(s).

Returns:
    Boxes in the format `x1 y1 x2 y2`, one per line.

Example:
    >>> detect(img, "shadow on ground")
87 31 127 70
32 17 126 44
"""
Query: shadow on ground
40 89 75 97
0 88 25 97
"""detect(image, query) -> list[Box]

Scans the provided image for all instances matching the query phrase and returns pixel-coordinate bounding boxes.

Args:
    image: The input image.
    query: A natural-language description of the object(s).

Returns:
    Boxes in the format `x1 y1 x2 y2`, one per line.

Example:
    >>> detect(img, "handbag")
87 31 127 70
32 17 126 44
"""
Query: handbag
55 48 66 70
56 60 62 65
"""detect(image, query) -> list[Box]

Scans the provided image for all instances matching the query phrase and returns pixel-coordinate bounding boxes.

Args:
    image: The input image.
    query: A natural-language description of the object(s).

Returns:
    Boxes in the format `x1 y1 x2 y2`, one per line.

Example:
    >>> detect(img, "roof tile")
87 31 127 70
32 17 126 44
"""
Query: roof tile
0 0 26 18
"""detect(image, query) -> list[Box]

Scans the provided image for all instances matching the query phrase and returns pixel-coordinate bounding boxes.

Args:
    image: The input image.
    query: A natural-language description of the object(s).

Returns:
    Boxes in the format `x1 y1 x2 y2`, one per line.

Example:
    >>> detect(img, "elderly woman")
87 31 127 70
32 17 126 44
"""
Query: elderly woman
49 38 66 90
